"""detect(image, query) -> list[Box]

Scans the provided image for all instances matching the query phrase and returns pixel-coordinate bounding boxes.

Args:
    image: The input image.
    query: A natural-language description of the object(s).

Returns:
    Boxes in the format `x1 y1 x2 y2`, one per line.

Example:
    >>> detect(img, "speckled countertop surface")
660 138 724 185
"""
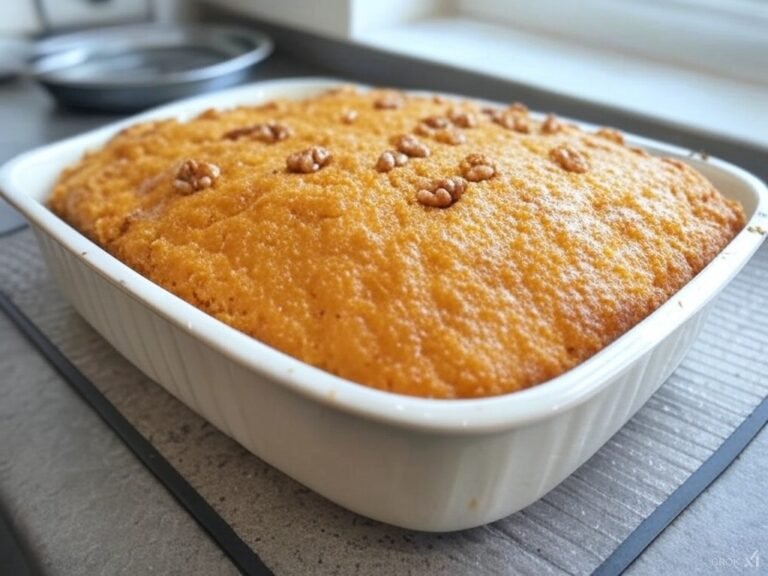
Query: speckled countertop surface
1 49 767 576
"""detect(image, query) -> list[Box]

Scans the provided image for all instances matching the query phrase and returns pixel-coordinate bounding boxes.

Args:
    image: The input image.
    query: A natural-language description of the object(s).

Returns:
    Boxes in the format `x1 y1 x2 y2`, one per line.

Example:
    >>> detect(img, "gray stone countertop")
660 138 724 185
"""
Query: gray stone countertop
1 51 766 576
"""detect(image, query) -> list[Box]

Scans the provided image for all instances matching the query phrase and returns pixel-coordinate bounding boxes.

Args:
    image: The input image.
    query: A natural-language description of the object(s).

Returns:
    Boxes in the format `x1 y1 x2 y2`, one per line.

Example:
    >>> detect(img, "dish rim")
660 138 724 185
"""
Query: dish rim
1 77 766 434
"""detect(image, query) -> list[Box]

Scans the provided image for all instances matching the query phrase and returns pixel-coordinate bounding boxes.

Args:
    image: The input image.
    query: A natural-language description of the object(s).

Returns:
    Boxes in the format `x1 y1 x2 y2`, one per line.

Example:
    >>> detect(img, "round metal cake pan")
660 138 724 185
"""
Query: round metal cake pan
32 24 273 112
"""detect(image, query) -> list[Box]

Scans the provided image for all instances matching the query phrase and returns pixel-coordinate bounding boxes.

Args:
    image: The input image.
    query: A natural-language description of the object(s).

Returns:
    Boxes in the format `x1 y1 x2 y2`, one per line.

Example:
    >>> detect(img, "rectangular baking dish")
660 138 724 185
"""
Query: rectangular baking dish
1 78 766 532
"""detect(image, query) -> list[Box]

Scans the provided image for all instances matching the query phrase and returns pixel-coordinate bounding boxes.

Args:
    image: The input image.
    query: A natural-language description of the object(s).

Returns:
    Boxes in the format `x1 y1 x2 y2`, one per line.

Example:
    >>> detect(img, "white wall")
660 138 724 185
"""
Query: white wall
201 0 454 39
1 0 41 35
204 0 354 37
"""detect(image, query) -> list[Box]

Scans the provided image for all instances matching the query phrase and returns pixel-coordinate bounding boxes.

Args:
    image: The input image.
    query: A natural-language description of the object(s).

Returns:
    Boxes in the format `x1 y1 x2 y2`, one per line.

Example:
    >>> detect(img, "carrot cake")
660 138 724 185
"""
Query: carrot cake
48 86 745 398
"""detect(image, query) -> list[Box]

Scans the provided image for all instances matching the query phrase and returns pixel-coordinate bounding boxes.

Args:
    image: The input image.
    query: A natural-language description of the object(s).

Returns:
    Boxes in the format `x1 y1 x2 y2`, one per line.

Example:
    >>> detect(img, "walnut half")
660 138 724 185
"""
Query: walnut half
460 154 496 182
374 94 405 110
549 144 589 173
540 114 562 135
595 127 624 145
376 150 408 172
494 113 530 133
447 109 478 128
422 115 451 129
173 159 220 194
286 146 333 173
341 109 358 124
224 121 292 143
434 129 466 146
395 134 430 158
417 176 468 208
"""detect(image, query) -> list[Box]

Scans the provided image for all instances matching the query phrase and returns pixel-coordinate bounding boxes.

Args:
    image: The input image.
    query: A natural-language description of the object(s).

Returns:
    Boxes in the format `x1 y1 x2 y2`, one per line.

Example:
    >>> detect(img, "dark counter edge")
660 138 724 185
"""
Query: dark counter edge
0 289 274 576
593 392 768 575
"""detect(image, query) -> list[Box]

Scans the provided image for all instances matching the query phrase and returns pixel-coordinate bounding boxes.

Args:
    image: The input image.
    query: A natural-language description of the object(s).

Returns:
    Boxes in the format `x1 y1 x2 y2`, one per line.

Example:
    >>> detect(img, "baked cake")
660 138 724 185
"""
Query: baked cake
48 86 745 398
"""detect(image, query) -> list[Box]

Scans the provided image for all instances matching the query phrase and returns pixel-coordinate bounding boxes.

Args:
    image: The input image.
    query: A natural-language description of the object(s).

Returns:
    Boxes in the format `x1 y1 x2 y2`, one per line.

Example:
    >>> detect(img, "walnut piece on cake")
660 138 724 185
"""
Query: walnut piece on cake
173 159 220 194
286 146 333 173
417 176 468 208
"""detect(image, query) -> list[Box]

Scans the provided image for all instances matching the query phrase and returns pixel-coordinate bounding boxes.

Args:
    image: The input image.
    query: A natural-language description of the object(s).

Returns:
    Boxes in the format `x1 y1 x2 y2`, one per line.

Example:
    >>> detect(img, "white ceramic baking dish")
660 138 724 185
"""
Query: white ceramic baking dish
1 78 766 532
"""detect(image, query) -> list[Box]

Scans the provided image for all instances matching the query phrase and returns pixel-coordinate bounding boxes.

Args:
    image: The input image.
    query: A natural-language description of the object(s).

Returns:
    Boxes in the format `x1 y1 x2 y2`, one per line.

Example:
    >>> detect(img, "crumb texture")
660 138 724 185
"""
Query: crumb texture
48 87 746 398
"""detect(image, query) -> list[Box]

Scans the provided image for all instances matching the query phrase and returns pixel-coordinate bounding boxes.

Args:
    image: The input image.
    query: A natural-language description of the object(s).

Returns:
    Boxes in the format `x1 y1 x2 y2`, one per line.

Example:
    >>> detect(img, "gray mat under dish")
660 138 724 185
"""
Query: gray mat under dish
1 226 766 575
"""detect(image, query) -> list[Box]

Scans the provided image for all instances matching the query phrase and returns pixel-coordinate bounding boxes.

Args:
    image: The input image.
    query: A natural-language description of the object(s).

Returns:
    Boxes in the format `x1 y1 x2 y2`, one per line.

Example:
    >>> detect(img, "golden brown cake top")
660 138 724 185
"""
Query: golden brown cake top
49 86 745 398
